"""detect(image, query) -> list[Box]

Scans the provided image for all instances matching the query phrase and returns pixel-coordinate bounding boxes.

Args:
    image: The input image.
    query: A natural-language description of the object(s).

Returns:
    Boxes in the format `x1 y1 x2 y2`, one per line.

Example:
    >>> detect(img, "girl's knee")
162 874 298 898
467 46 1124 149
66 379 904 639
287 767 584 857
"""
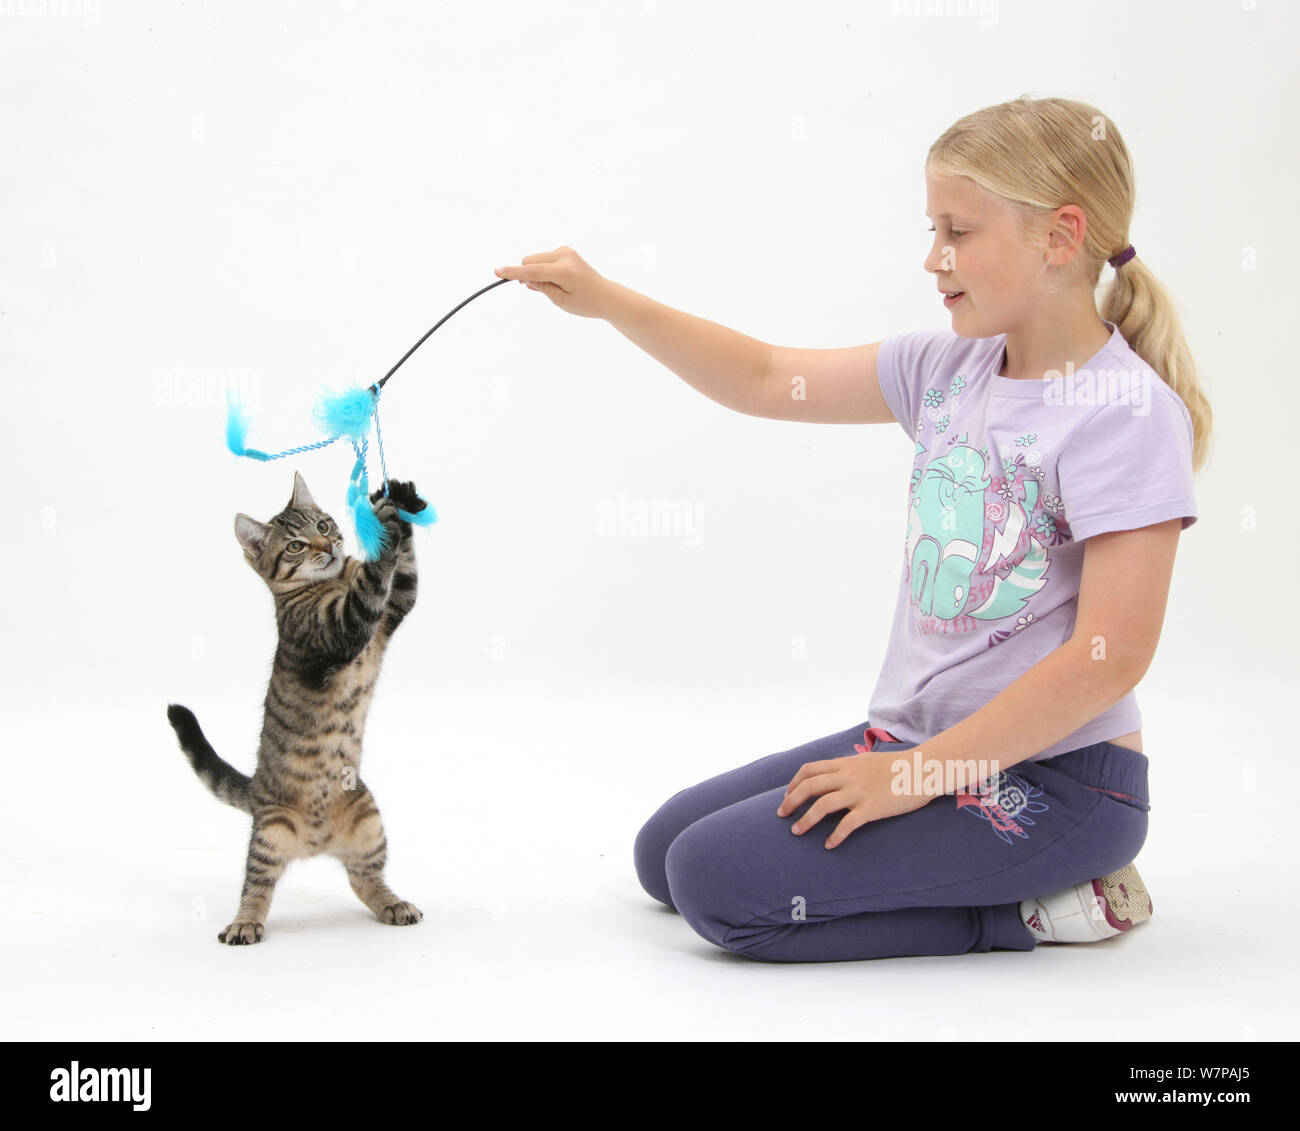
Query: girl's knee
662 820 751 952
632 782 726 909
632 808 680 908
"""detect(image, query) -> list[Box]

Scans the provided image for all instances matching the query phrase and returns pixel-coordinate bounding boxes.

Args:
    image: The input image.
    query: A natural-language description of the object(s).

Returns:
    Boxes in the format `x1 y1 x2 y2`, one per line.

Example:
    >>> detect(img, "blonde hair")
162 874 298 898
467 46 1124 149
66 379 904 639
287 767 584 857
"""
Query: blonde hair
926 94 1213 476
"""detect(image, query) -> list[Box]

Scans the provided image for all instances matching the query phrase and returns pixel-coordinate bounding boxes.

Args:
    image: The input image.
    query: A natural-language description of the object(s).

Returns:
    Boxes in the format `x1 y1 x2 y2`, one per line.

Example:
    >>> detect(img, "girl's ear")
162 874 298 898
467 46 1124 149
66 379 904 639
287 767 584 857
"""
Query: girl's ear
290 470 318 512
235 514 272 561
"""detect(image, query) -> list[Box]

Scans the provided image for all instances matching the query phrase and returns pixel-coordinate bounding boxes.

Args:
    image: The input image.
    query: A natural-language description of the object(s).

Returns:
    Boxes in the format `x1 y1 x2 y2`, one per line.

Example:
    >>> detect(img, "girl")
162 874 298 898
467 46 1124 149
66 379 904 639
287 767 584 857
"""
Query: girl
493 95 1211 963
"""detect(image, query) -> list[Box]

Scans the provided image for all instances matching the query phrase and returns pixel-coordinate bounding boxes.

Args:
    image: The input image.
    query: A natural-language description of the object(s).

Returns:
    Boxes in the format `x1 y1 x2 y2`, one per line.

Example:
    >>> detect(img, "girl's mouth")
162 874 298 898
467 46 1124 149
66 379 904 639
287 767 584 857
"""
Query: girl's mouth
943 291 965 308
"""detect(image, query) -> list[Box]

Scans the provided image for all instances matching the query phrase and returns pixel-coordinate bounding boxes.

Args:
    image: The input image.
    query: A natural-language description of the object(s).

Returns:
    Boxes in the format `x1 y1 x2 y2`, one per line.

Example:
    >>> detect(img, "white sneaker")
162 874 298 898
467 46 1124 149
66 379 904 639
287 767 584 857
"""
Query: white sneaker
1020 862 1153 943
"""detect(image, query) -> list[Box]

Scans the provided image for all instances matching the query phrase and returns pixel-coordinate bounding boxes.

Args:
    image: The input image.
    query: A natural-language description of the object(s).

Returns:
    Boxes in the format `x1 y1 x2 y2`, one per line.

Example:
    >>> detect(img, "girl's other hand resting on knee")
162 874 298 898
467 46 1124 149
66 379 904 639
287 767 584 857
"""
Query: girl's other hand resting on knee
776 751 936 850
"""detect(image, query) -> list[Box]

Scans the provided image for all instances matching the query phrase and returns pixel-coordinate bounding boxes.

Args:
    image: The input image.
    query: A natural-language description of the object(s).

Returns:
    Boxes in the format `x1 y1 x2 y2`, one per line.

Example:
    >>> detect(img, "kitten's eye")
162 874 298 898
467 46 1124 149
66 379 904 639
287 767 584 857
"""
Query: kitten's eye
317 520 331 534
287 540 306 553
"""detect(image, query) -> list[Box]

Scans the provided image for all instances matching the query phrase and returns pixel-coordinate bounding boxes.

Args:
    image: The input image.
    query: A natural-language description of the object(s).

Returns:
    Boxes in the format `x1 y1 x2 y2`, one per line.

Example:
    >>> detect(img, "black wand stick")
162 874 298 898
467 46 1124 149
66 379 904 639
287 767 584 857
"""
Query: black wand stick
375 276 512 391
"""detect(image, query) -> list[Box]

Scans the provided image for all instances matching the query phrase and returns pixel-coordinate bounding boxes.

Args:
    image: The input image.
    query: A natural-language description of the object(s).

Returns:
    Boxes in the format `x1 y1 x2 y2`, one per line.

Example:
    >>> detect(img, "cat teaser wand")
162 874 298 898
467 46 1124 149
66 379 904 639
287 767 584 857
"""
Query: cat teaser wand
224 277 510 560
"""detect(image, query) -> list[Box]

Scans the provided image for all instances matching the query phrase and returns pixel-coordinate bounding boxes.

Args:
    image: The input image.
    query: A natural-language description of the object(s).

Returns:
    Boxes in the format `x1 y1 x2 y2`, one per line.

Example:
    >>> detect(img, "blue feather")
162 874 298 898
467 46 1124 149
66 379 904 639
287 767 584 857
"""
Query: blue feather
397 497 438 525
313 386 376 442
395 485 438 525
352 495 391 561
225 398 248 454
347 467 370 509
397 507 437 525
225 397 270 461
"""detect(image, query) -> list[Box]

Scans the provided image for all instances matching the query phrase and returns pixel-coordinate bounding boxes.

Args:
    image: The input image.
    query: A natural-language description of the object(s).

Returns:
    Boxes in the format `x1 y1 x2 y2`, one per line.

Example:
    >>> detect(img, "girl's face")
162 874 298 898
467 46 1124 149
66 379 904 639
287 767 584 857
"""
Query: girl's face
923 168 1048 339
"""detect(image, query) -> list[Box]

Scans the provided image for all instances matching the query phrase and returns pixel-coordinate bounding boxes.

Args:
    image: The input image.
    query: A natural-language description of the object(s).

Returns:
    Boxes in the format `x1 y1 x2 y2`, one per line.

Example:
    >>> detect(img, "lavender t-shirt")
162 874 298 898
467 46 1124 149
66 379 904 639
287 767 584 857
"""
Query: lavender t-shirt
867 319 1198 762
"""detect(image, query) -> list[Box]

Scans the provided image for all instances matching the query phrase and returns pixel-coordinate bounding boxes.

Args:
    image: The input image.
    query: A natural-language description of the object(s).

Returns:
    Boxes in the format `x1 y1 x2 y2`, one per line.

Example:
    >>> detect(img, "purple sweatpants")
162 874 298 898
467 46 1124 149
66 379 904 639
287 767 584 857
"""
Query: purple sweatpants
633 719 1150 962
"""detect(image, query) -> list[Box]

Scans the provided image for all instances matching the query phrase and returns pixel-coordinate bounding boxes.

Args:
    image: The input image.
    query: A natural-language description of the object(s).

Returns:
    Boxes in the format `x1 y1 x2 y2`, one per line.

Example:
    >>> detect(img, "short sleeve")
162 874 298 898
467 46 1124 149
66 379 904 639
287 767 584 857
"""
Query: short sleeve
1056 381 1199 542
876 328 960 440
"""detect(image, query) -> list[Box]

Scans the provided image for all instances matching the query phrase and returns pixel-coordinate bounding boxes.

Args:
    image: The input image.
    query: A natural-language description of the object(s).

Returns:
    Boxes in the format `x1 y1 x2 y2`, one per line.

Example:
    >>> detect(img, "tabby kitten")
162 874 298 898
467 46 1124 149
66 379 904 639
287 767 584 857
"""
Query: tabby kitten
167 470 425 945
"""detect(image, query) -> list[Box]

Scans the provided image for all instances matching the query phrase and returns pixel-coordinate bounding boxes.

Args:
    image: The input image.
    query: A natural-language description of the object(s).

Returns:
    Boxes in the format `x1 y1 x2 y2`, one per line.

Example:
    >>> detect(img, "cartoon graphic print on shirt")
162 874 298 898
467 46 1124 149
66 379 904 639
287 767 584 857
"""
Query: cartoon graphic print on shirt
905 373 1074 646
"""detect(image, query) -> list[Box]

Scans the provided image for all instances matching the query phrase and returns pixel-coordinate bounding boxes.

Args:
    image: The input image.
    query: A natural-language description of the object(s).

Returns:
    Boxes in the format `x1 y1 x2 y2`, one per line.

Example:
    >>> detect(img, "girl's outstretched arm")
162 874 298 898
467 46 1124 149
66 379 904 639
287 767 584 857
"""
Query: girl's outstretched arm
496 246 894 424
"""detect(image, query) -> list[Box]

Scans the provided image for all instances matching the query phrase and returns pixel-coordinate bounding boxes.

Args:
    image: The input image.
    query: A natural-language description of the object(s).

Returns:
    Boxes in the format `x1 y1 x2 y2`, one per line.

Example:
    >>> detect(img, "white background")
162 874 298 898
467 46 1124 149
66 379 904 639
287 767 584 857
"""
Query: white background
2 0 1294 1042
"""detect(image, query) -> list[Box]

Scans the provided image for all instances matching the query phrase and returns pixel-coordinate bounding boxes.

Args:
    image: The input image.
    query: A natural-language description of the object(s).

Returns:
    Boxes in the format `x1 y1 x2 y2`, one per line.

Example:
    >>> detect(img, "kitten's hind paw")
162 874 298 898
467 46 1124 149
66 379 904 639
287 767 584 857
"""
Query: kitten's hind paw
379 901 423 926
218 921 265 945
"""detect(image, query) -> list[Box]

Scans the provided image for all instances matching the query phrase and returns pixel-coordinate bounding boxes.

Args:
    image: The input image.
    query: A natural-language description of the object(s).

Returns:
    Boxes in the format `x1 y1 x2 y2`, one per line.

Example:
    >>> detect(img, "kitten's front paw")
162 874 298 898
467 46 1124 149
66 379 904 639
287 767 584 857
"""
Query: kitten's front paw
371 496 402 531
387 480 426 515
218 920 265 945
379 900 423 926
371 480 425 516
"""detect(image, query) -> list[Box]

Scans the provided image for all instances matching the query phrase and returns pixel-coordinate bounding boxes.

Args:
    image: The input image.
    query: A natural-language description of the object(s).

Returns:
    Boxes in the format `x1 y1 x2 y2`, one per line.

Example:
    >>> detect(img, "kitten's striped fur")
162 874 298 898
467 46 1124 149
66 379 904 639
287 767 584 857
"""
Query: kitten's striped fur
167 471 424 945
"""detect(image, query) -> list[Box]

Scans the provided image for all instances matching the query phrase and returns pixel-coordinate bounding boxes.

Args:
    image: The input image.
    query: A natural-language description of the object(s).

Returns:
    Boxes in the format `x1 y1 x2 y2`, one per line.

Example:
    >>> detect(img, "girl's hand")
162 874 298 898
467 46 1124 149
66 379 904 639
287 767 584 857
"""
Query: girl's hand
493 246 621 320
776 751 934 850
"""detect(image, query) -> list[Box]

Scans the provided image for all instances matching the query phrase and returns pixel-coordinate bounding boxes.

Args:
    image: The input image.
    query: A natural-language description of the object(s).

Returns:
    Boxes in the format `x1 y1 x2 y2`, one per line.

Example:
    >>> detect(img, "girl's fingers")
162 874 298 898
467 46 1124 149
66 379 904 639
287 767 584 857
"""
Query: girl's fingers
787 779 849 830
782 758 837 798
778 771 831 816
495 249 565 279
791 790 844 835
825 810 867 851
493 267 558 293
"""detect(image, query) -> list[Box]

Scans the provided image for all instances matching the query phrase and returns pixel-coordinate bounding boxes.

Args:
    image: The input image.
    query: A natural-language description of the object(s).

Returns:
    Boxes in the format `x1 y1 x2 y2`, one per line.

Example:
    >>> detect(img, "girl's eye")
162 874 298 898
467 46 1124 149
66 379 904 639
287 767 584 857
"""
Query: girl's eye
928 225 965 237
317 520 331 534
287 540 306 553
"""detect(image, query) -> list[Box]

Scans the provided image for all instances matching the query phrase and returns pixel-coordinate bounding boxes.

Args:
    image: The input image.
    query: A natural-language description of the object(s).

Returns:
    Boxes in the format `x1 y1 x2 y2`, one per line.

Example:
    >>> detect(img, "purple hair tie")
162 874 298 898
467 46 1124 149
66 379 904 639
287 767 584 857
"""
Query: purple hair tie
1108 244 1136 269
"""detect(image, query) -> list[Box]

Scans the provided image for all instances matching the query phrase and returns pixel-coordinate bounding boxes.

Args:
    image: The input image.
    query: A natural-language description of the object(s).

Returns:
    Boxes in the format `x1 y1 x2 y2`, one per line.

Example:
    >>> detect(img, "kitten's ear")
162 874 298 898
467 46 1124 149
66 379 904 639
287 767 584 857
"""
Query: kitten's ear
235 513 272 561
290 470 318 512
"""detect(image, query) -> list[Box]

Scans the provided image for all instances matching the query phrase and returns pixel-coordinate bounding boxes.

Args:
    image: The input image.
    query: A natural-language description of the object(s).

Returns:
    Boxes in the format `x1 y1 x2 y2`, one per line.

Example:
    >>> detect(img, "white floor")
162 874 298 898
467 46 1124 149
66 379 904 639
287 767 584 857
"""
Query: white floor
3 678 1292 1042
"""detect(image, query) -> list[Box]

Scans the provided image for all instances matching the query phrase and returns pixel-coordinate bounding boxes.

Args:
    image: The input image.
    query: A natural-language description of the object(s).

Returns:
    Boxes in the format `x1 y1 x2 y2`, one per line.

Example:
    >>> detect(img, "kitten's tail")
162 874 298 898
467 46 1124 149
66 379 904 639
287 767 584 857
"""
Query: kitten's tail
166 704 253 814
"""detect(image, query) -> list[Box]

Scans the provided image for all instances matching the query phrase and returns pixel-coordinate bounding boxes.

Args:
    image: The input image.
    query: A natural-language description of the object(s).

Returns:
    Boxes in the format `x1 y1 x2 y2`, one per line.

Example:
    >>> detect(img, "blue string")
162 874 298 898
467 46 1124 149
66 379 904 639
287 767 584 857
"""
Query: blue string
256 434 343 461
350 436 370 503
371 381 390 497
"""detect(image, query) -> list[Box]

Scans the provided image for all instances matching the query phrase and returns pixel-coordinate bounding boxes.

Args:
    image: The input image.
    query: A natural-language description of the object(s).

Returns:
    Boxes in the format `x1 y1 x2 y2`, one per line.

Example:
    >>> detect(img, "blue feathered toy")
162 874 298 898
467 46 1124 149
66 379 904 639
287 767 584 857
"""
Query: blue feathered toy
223 277 509 559
226 382 435 560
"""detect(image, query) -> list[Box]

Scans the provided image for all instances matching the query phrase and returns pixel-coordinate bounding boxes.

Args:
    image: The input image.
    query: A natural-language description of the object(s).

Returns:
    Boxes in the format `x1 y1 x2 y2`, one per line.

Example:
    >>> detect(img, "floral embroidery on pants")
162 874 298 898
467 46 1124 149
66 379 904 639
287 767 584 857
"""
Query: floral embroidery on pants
954 769 1050 845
